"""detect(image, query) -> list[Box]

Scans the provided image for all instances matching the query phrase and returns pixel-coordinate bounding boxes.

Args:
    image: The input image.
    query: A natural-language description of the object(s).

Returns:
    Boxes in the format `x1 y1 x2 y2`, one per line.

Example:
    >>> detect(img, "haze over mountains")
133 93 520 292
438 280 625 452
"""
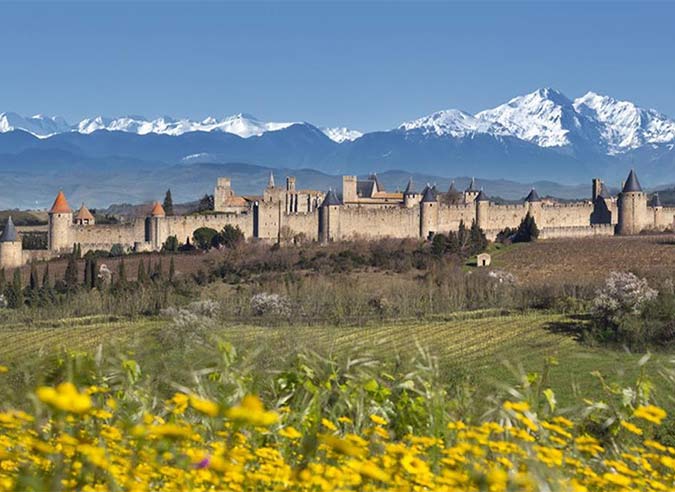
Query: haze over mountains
0 88 674 208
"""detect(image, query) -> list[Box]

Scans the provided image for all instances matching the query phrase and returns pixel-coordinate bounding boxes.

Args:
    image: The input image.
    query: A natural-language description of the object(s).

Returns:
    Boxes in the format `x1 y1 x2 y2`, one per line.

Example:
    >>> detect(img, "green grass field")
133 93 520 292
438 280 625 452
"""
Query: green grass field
1 310 671 409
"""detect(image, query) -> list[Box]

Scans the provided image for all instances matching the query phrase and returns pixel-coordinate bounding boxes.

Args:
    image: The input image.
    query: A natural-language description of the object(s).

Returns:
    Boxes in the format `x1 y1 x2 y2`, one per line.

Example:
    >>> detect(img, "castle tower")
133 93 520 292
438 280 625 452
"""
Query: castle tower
319 189 341 242
214 177 234 212
74 204 95 226
651 192 663 230
524 188 542 224
592 178 603 202
0 216 23 269
464 178 479 204
48 191 73 252
342 176 357 204
419 186 438 239
148 201 167 250
475 189 490 231
617 169 647 235
403 178 420 208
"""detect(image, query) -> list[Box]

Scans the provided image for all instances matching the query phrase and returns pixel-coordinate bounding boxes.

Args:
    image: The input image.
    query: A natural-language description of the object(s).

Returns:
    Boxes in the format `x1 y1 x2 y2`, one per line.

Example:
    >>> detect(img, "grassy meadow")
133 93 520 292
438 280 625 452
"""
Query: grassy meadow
0 235 673 490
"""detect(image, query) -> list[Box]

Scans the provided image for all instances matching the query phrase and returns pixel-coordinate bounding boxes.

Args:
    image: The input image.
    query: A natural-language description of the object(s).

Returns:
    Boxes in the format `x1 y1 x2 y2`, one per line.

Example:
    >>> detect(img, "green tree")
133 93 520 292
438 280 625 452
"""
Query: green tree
163 189 174 216
162 236 179 253
29 262 39 291
193 227 218 250
169 256 176 283
137 260 148 285
198 194 214 212
513 213 540 243
430 233 447 257
213 225 244 249
84 258 92 289
6 269 23 308
64 254 79 290
42 263 51 289
116 259 127 289
468 220 488 256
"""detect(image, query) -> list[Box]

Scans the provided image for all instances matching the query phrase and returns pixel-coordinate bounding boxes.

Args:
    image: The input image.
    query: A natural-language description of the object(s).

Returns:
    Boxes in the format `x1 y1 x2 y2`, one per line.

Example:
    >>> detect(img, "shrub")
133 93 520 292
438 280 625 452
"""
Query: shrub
193 227 218 250
250 292 290 317
162 236 180 253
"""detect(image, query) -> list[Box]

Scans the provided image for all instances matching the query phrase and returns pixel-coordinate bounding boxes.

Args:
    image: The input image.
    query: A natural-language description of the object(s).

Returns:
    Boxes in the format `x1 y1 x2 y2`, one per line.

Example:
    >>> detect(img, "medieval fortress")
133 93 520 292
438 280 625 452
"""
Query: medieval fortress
0 169 672 269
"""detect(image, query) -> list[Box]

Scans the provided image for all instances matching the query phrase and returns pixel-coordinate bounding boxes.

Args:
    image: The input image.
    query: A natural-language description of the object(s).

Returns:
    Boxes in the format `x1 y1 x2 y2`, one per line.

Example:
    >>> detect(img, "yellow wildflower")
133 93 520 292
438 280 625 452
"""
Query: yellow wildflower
36 383 92 414
225 395 278 427
633 405 667 425
279 426 302 440
369 414 387 426
190 395 219 417
620 420 643 435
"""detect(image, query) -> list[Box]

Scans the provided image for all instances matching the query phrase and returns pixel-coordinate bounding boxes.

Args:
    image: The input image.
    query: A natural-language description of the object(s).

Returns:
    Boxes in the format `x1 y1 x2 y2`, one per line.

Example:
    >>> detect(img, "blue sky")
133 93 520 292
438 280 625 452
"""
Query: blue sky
1 2 674 131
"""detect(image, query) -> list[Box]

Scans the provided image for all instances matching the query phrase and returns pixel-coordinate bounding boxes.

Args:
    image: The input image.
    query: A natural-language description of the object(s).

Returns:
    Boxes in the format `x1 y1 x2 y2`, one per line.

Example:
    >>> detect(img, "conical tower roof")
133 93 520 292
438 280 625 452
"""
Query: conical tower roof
75 203 95 221
476 189 489 202
151 201 166 217
321 189 341 207
403 177 415 196
268 171 275 188
421 185 437 203
598 184 611 199
0 216 17 242
622 169 642 193
465 177 478 192
525 188 541 202
448 180 457 193
651 193 662 207
49 191 71 214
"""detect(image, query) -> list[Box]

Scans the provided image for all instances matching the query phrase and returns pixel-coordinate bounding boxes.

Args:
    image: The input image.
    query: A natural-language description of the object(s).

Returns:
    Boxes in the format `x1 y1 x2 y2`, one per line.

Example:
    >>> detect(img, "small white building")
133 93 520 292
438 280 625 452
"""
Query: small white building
477 253 491 267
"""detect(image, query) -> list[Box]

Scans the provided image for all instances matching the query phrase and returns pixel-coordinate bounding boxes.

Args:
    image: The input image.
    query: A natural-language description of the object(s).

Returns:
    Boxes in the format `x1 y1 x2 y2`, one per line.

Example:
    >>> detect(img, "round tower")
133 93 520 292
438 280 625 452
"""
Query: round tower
524 188 543 225
617 170 647 235
419 186 438 239
319 190 341 243
48 191 73 252
475 189 490 231
0 216 23 269
148 201 167 250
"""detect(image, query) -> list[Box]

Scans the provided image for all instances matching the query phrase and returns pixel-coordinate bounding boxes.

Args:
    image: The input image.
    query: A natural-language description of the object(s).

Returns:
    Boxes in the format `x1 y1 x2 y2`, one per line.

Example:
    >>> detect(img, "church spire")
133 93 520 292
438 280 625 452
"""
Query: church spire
268 171 275 188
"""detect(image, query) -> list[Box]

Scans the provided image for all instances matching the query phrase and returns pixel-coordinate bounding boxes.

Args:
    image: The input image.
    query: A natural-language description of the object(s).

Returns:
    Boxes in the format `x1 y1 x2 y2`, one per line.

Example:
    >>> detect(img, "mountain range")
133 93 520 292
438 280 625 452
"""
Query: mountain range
0 88 674 208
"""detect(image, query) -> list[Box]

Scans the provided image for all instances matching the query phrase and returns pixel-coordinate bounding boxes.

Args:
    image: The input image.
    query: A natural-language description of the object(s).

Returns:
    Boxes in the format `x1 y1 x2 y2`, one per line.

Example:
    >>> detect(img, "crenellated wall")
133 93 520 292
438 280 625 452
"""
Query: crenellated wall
437 204 476 232
72 222 145 253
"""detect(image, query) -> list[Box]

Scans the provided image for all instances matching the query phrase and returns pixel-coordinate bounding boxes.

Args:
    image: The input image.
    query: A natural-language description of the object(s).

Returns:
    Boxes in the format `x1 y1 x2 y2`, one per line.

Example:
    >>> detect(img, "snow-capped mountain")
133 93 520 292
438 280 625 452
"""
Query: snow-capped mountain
573 91 675 154
398 109 510 137
0 112 70 137
77 113 297 138
321 127 363 143
474 88 603 148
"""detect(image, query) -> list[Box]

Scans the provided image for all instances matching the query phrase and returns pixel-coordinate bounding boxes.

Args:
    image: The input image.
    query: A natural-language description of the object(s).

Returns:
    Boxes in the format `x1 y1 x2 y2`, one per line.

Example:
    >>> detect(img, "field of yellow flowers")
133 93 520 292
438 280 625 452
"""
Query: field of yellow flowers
0 345 674 492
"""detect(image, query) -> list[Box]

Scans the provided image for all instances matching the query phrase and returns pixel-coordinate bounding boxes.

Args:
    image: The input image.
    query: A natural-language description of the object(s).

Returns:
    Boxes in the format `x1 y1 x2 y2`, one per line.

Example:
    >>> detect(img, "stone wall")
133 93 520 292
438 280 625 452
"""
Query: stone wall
282 212 319 241
72 221 145 254
538 224 614 239
437 204 476 232
163 213 254 245
337 206 419 239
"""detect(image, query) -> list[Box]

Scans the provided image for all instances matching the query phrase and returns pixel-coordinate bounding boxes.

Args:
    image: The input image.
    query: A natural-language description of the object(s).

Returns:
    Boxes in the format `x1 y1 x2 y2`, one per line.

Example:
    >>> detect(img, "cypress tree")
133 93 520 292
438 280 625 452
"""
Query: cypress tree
168 256 175 283
64 254 79 290
84 258 92 288
90 258 98 289
0 268 6 293
42 263 51 289
7 269 23 308
163 189 174 216
116 259 127 289
137 259 147 285
29 262 39 291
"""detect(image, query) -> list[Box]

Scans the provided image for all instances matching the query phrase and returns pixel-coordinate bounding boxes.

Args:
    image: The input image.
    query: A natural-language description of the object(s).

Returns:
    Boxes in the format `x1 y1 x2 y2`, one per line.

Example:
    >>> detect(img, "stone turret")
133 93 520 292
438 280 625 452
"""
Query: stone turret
617 169 647 235
319 189 341 242
464 178 479 204
48 191 73 252
524 188 543 224
0 216 23 268
342 176 357 204
475 189 490 231
148 201 167 250
419 186 438 239
74 204 95 225
403 178 420 208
